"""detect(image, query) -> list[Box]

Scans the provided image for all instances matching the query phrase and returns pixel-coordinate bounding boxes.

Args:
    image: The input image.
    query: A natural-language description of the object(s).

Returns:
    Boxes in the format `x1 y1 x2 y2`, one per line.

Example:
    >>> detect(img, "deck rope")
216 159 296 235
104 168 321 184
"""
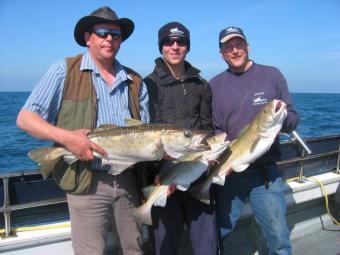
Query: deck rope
286 176 340 225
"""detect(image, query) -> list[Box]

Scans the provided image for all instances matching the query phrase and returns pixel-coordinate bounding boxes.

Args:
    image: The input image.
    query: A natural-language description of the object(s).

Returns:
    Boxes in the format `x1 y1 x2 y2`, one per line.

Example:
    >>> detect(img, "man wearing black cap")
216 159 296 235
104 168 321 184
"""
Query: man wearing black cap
144 22 218 255
17 6 149 255
210 26 298 254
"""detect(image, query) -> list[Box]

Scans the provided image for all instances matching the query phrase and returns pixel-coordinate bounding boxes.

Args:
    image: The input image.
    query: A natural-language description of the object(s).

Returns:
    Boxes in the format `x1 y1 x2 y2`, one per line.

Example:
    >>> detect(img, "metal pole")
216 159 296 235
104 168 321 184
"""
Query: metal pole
336 145 340 174
2 177 12 237
298 150 306 183
292 131 312 155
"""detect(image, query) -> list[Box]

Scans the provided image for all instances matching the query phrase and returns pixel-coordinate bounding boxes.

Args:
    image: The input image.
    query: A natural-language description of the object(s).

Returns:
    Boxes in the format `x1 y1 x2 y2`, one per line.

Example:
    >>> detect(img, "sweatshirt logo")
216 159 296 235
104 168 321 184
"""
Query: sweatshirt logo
253 92 268 105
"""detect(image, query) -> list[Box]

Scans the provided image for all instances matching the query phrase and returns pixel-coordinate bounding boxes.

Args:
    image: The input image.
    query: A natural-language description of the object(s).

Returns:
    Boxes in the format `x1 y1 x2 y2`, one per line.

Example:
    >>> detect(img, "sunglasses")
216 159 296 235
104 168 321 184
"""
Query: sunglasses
89 28 121 40
163 37 188 47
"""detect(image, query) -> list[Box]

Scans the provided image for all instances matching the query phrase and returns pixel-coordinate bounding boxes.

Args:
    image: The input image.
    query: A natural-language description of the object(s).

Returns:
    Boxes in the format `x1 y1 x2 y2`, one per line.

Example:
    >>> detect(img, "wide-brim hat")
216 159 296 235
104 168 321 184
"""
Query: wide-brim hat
74 6 134 46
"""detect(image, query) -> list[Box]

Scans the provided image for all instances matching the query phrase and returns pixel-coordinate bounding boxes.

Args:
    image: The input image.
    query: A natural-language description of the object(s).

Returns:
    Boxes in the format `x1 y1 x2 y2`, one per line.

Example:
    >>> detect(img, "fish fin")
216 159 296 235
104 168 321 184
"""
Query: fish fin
28 147 67 178
154 191 168 207
152 141 165 159
28 147 65 162
132 204 153 225
249 136 261 153
105 160 136 175
39 159 62 179
142 185 155 199
176 184 190 191
212 175 225 186
96 124 118 130
231 162 249 172
189 183 211 204
125 118 144 126
63 155 78 165
202 141 230 161
162 143 184 159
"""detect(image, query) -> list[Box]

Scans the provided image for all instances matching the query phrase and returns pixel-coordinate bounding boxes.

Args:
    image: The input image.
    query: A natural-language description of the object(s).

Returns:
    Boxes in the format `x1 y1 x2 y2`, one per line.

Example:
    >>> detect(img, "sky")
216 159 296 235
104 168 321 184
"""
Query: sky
0 0 339 93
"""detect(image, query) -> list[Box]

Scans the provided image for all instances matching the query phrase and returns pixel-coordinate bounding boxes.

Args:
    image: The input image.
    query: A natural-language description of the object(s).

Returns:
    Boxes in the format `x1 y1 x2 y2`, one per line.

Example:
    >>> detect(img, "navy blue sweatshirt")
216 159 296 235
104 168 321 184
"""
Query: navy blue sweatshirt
210 62 298 165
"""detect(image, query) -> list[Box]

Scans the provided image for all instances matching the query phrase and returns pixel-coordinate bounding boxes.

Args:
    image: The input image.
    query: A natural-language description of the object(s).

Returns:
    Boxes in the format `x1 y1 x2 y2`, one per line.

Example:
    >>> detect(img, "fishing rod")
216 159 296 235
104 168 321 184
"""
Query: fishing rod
281 131 312 155
291 130 312 155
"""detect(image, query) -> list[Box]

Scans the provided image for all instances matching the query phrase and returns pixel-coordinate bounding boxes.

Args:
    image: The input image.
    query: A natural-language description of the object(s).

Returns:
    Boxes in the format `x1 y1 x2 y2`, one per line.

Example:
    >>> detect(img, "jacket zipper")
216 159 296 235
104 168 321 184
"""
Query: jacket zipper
182 80 187 96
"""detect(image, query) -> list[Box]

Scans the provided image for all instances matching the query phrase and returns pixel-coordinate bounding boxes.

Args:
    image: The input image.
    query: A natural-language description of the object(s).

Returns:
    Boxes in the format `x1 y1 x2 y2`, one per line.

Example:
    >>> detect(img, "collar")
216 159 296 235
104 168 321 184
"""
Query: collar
80 52 131 83
153 57 201 85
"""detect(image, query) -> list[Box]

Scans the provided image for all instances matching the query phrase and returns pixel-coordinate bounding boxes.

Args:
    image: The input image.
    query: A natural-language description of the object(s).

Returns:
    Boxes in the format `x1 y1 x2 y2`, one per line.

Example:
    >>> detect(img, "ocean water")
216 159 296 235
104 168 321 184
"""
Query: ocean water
0 92 339 173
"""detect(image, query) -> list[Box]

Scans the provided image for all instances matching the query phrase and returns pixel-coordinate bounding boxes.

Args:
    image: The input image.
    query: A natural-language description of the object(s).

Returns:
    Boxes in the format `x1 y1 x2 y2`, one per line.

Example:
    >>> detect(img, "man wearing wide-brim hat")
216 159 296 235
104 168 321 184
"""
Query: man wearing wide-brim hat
17 6 150 255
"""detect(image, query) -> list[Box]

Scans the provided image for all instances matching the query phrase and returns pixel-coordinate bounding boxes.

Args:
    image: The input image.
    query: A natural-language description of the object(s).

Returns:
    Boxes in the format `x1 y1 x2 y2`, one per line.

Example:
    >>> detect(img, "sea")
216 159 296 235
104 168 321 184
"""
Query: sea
0 92 339 173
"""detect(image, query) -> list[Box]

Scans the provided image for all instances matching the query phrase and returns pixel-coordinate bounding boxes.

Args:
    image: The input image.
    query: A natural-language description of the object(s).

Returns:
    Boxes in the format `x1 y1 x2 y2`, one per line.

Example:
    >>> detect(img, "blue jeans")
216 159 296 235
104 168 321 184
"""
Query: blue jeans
215 163 292 255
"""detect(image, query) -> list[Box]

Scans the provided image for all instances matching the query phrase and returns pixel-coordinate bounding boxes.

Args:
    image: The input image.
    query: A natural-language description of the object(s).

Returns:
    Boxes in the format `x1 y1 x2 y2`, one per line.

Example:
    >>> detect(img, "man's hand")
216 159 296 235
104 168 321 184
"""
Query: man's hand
154 175 177 196
64 129 107 161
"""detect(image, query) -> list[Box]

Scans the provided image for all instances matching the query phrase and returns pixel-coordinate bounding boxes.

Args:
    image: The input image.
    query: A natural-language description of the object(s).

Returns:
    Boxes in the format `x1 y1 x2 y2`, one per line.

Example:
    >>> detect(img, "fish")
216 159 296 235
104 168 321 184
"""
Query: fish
28 123 211 178
131 132 229 225
190 99 287 204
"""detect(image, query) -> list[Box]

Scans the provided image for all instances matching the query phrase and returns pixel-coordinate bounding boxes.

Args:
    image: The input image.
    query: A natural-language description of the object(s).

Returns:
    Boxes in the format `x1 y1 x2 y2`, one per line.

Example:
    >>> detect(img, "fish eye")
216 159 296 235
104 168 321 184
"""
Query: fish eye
184 130 193 138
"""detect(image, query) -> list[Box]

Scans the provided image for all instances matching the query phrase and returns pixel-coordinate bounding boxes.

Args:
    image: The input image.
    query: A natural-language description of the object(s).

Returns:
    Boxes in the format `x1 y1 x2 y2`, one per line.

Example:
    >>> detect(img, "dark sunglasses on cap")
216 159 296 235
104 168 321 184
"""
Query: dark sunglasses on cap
89 28 121 40
163 37 188 47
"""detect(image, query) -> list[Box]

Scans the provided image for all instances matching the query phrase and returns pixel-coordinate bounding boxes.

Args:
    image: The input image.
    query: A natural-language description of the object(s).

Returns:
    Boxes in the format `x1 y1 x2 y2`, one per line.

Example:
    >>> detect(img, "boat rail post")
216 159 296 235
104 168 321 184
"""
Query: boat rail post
1 177 12 237
291 131 312 183
336 144 340 174
298 150 306 183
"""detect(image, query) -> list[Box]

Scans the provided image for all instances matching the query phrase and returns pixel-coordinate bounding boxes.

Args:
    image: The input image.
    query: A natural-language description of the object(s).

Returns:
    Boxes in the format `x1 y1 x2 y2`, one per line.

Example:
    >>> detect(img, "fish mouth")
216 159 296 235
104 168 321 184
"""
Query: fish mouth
275 100 286 113
199 131 214 150
186 130 212 152
272 100 288 123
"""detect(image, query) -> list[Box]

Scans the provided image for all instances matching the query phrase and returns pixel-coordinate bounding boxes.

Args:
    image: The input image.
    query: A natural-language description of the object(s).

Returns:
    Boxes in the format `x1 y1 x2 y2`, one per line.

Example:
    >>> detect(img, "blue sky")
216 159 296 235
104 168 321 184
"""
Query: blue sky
0 0 339 93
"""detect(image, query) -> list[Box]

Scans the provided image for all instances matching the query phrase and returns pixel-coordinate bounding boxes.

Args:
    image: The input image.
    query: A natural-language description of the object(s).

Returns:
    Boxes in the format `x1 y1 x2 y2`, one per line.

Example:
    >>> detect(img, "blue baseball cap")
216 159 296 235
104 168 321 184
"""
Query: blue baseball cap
219 26 247 48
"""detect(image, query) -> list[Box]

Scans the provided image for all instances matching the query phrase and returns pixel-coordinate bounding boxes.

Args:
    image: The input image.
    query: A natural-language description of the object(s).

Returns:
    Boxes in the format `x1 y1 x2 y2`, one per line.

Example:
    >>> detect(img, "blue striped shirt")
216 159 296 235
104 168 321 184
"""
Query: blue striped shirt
23 52 150 126
23 53 150 170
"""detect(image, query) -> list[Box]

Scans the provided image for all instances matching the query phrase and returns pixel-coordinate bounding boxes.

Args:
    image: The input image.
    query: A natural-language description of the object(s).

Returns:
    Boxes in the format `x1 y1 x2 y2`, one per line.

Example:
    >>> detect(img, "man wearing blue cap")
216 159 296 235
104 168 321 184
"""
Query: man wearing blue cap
17 6 149 255
210 26 298 254
144 22 218 255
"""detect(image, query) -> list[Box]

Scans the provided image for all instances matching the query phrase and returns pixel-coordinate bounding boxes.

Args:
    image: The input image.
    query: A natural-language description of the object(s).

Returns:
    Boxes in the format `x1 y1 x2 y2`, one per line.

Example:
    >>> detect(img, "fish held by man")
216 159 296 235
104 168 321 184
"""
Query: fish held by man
190 99 287 203
132 133 229 225
28 123 211 178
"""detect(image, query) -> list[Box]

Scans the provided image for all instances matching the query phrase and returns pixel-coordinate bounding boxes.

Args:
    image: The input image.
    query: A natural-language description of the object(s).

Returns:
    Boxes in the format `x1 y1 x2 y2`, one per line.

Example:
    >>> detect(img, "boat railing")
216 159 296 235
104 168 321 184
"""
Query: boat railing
1 134 340 238
0 170 67 237
278 145 340 180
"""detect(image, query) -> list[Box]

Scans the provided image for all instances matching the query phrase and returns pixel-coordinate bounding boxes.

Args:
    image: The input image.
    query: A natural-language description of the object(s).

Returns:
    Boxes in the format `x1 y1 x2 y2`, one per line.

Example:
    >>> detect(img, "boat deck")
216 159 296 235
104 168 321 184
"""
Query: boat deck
292 225 340 255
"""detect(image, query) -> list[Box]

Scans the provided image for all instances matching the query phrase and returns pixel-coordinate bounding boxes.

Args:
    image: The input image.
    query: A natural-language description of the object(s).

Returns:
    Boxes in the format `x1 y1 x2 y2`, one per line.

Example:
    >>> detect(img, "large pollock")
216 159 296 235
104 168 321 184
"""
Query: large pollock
190 99 287 204
28 123 211 178
132 133 229 225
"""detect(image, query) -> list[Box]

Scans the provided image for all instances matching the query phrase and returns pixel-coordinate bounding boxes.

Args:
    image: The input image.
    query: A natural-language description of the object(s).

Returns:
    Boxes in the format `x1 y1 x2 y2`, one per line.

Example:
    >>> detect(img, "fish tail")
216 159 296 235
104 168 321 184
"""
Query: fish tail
189 183 211 205
132 204 152 225
28 147 67 162
28 147 66 178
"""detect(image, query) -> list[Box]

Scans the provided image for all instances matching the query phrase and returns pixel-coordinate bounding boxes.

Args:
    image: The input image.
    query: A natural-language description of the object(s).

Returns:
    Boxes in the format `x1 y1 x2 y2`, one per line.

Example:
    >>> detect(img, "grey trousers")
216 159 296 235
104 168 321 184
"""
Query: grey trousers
66 170 143 255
